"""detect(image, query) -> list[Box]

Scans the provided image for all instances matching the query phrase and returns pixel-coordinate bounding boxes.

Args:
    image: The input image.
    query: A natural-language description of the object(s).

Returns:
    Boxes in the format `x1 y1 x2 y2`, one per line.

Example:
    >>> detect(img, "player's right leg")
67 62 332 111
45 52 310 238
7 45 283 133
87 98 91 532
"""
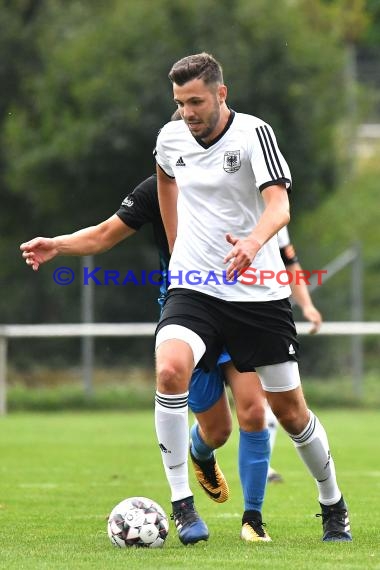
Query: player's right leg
155 325 209 545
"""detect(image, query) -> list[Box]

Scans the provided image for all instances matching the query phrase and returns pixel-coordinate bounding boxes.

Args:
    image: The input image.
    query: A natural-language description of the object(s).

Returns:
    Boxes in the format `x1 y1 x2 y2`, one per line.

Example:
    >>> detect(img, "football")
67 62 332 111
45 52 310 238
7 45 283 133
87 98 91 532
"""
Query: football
107 496 169 548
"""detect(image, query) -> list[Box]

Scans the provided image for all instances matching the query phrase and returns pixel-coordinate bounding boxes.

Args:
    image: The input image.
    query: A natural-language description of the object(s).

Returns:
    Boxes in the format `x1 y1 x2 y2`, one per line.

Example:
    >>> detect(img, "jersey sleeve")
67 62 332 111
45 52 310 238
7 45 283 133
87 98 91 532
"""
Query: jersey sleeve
251 122 292 192
154 127 175 178
277 227 299 266
116 175 159 230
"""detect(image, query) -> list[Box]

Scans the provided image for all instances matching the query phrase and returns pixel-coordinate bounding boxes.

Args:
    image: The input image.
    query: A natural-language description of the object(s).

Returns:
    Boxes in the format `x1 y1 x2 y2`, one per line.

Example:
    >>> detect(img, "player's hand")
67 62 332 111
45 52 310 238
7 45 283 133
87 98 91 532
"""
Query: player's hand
20 237 58 271
224 233 261 280
302 304 322 334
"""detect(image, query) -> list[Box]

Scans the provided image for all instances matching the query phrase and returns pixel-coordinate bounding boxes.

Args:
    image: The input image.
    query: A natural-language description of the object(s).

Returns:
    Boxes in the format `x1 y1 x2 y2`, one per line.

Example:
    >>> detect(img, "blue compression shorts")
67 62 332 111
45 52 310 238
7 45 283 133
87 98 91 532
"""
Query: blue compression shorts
188 349 231 413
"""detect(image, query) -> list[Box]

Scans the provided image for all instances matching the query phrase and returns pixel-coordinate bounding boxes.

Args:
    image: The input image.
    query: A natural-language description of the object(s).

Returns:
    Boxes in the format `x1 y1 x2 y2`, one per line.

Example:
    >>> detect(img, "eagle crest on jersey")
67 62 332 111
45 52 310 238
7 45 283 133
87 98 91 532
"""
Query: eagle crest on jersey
223 150 241 173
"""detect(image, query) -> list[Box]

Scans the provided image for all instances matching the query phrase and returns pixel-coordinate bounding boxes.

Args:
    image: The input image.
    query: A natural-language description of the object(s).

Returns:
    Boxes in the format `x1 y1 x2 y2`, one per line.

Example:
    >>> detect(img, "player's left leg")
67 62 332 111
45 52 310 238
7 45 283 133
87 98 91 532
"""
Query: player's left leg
258 361 352 542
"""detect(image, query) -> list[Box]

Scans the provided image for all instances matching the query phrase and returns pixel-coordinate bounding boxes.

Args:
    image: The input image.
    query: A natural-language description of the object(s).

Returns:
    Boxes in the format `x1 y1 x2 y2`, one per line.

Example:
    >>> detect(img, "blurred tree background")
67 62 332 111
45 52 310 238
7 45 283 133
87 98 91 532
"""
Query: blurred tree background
1 0 379 380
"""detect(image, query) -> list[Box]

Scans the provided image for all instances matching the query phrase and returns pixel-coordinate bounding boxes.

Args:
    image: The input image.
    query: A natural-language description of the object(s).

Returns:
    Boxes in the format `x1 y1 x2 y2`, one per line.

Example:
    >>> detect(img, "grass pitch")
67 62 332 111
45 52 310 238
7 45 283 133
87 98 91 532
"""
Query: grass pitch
0 409 379 569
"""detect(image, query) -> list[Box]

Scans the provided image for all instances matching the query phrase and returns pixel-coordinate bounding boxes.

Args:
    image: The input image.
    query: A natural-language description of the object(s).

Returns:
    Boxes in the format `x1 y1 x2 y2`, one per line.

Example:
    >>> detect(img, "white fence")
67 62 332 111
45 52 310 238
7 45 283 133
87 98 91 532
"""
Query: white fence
1 321 379 415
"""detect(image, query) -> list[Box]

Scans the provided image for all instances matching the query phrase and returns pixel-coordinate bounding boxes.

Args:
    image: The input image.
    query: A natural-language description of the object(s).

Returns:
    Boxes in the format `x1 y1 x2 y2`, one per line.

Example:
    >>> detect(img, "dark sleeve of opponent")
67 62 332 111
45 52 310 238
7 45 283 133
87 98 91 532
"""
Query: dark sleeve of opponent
115 175 159 231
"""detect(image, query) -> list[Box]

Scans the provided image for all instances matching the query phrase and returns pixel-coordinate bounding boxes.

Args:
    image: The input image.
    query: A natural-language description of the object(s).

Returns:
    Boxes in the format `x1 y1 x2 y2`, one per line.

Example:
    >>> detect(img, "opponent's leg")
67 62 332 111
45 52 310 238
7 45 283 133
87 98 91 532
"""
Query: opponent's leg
189 367 231 503
226 364 271 542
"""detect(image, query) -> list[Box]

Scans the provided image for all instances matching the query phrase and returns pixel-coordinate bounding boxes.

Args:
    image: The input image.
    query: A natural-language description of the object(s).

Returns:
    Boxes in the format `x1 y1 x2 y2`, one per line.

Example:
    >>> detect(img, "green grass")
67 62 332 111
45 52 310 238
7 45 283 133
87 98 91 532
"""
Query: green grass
0 410 379 569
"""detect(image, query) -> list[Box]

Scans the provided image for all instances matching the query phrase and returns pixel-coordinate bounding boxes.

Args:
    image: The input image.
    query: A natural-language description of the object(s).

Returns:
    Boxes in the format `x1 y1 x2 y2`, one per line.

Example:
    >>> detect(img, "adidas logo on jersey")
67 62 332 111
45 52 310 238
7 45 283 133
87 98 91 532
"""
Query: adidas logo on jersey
288 344 296 355
176 156 186 166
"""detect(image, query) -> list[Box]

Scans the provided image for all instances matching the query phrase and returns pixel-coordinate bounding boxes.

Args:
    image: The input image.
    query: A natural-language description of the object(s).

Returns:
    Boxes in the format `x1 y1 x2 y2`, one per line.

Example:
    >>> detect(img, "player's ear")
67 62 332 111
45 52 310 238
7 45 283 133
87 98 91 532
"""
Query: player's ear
218 84 227 104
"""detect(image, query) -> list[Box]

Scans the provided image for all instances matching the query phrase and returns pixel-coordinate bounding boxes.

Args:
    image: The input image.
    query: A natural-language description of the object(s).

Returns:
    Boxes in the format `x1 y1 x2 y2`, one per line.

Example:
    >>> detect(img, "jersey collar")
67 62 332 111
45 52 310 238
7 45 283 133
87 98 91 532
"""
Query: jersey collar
195 109 235 149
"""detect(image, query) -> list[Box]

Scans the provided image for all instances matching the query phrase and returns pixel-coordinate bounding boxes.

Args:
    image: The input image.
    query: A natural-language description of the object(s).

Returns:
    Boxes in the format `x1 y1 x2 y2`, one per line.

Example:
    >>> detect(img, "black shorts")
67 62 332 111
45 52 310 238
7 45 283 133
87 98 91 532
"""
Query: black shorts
156 288 299 372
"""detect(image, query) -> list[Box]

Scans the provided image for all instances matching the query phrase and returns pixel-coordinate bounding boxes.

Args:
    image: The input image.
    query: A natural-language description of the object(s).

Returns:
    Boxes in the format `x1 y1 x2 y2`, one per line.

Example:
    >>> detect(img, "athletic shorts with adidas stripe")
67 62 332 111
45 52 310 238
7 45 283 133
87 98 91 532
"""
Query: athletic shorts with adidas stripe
157 288 299 373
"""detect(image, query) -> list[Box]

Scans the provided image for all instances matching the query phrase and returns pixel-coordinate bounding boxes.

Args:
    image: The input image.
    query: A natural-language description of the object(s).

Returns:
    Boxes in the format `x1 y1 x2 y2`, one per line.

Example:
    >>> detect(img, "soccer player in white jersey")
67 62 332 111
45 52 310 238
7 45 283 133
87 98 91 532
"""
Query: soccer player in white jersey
20 174 323 541
154 52 352 545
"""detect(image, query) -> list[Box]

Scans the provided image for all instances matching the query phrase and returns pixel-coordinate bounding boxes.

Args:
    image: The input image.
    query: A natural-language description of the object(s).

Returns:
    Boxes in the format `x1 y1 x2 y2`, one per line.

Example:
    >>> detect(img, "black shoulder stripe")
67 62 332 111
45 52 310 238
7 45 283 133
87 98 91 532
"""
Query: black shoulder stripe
256 127 275 179
256 125 284 180
263 125 285 178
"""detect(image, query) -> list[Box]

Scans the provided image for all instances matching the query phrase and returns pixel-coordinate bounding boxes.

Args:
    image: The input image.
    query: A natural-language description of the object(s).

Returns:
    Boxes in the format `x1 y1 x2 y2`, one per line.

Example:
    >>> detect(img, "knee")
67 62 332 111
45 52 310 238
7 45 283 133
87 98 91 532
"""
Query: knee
156 361 190 394
203 422 232 449
271 403 309 434
266 387 310 434
237 402 266 432
212 424 232 448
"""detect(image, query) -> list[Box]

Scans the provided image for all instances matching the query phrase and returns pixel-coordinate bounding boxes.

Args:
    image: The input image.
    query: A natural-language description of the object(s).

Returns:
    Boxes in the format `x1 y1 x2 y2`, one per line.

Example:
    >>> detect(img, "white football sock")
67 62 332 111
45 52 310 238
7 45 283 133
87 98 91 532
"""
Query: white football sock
289 410 341 505
155 391 192 502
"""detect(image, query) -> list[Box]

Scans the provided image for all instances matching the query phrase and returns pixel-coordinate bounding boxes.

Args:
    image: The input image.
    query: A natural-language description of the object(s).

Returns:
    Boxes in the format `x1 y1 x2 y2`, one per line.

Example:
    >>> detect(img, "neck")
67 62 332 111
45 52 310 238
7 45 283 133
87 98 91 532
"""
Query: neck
202 105 231 144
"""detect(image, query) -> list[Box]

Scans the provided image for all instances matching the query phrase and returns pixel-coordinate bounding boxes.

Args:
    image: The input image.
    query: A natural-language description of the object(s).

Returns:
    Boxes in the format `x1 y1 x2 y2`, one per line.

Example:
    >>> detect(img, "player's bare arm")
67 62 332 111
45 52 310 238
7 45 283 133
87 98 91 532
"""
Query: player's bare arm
156 164 178 253
224 184 290 279
287 261 323 334
301 304 322 334
20 215 134 271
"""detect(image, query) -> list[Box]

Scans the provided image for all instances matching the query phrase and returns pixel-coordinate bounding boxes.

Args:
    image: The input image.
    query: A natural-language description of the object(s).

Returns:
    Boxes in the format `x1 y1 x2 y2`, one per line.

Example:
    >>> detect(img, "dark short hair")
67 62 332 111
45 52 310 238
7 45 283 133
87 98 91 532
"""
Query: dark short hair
168 52 223 86
171 109 182 121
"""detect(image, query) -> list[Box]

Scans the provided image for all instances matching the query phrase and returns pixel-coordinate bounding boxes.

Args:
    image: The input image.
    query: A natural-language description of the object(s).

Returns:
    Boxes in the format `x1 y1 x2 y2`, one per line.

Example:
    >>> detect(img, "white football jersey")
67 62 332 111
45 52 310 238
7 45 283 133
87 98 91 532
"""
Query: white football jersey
155 111 292 301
